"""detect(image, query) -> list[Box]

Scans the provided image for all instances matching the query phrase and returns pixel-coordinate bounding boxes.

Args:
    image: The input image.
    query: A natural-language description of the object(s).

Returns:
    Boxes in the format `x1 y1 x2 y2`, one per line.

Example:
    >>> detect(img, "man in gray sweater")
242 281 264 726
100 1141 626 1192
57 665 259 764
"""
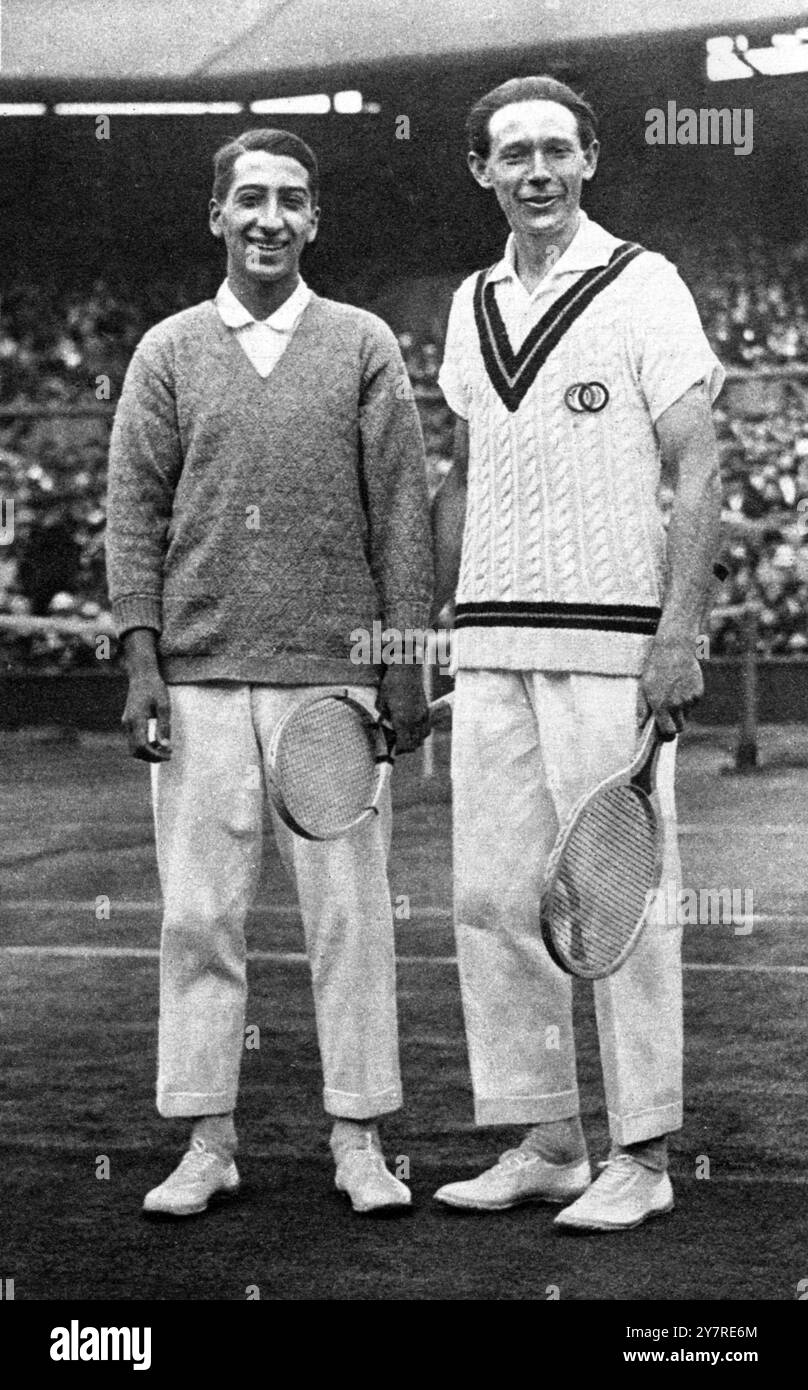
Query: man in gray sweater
106 128 433 1218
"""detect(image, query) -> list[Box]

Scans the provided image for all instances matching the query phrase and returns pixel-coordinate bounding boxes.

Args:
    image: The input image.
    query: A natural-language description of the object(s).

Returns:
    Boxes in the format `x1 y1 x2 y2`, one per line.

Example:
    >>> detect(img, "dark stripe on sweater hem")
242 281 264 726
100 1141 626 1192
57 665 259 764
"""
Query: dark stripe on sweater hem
455 601 661 635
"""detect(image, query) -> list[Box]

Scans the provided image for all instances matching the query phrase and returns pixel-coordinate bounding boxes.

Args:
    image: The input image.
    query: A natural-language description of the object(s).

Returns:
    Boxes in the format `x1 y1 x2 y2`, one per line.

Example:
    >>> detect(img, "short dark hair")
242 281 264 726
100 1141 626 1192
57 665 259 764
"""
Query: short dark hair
211 128 319 205
466 76 597 159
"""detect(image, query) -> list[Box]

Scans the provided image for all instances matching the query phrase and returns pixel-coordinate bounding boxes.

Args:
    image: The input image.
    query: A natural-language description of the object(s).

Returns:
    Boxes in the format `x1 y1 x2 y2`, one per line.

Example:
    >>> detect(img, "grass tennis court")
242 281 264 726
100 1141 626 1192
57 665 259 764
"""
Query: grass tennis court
2 721 807 1301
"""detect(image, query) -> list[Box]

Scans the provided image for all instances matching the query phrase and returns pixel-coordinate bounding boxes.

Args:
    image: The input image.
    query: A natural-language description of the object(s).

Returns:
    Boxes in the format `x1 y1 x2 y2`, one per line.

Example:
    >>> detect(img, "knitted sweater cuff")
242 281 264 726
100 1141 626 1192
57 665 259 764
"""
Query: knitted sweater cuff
112 595 163 638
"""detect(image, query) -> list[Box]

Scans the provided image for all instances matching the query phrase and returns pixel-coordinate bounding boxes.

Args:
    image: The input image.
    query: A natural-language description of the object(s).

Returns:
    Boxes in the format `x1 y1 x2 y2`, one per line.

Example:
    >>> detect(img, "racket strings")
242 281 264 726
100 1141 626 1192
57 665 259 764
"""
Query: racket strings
544 787 658 973
273 698 379 837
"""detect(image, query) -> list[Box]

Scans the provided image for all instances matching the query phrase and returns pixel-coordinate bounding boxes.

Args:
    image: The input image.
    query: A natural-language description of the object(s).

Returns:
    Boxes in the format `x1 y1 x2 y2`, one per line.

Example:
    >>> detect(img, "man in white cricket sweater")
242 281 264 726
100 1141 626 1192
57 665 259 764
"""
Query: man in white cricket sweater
106 129 433 1218
431 77 724 1230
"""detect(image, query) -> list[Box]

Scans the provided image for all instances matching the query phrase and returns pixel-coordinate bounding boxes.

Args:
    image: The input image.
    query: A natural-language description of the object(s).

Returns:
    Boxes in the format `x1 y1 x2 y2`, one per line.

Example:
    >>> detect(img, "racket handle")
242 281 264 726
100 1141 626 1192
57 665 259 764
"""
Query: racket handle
378 692 453 761
631 718 665 797
374 757 394 805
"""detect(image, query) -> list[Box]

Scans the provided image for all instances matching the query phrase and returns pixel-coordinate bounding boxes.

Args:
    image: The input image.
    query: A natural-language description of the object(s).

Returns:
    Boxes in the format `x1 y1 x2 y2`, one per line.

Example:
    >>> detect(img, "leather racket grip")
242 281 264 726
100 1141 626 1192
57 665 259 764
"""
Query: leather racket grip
631 721 665 797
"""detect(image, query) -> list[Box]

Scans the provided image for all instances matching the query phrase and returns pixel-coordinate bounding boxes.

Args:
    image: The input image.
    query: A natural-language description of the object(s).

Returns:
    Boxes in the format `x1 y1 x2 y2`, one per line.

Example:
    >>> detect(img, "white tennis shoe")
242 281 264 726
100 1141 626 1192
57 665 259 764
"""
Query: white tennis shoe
434 1149 592 1211
554 1153 674 1231
142 1137 240 1218
332 1130 412 1214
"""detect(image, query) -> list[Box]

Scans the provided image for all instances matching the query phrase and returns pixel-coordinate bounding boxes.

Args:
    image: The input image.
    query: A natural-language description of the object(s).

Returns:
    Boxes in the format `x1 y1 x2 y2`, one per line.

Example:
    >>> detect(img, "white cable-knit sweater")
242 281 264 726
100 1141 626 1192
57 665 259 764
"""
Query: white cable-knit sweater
439 214 724 675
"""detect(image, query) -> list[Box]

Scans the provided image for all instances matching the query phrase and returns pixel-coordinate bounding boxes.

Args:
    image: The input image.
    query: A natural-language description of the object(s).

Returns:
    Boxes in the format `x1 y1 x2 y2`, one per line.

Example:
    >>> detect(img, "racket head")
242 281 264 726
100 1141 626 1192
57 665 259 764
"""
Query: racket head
267 691 392 841
540 724 665 979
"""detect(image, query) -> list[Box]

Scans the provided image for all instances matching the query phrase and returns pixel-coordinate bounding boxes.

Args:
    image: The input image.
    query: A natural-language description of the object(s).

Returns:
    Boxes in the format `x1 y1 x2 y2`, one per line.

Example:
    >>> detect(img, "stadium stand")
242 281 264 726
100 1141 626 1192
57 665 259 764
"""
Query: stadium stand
2 238 808 667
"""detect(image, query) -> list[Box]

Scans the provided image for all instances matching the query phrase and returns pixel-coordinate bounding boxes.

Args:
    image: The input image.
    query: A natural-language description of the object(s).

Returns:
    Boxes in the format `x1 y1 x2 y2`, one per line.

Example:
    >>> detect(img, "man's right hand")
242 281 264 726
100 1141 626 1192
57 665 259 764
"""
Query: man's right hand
121 629 172 762
430 414 468 622
123 672 172 761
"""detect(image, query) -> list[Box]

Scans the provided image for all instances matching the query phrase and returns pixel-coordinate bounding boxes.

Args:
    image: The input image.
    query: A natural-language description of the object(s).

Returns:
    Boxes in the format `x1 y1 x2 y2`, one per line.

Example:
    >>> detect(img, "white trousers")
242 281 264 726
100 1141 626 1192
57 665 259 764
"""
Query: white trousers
451 669 683 1145
150 684 401 1121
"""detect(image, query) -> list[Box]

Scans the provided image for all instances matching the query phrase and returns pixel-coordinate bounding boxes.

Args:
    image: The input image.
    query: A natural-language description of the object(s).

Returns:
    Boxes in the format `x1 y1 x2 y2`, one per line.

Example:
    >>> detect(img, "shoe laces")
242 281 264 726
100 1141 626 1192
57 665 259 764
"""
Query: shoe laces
177 1138 222 1174
332 1127 381 1159
498 1148 536 1170
346 1140 385 1167
499 1144 582 1170
593 1154 641 1190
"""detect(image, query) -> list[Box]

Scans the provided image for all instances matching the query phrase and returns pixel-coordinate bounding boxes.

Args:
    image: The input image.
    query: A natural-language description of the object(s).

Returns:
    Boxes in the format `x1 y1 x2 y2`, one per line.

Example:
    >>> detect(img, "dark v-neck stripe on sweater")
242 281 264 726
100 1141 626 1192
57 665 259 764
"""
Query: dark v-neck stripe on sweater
473 241 644 412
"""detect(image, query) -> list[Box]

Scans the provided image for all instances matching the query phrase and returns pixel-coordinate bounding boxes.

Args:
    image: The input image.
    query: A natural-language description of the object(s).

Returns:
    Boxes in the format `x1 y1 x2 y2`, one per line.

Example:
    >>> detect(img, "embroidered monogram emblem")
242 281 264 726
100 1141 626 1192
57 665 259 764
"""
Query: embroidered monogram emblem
564 381 610 413
473 241 643 413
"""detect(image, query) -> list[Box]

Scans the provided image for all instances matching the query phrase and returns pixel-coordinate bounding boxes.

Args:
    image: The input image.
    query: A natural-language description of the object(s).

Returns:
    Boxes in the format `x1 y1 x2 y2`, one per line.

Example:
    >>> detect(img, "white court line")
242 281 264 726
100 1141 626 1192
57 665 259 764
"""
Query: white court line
9 822 807 836
685 962 808 975
1 900 302 915
2 944 808 974
749 914 808 924
1 900 453 918
0 945 456 965
4 902 808 928
678 824 806 835
8 821 808 853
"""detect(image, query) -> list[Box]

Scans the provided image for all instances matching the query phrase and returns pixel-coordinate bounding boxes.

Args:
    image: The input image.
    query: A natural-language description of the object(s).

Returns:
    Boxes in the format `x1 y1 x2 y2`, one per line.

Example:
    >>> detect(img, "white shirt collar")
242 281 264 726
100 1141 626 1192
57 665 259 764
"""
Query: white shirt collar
488 211 622 288
215 277 312 331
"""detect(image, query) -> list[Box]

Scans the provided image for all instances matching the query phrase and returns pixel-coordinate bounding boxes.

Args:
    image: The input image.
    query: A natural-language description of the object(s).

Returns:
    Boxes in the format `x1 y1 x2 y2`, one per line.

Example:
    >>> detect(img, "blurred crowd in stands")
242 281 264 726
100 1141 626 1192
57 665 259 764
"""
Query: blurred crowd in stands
678 234 808 370
2 236 808 671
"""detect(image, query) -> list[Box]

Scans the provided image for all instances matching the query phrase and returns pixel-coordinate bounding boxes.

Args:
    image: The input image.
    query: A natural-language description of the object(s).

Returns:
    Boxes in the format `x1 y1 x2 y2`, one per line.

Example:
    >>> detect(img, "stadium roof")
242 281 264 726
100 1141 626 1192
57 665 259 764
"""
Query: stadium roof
3 0 808 83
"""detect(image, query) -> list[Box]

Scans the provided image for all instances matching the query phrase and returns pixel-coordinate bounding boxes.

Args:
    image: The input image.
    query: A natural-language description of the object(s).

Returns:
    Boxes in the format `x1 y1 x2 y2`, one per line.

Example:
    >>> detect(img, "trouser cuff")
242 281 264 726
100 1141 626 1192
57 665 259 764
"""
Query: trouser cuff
157 1088 236 1118
608 1102 682 1146
323 1084 402 1119
473 1088 580 1127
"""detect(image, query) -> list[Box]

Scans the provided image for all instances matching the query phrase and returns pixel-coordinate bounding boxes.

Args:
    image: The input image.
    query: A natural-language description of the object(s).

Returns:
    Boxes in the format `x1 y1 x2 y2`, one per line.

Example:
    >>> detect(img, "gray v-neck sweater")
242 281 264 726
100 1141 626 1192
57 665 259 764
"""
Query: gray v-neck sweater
105 296 433 685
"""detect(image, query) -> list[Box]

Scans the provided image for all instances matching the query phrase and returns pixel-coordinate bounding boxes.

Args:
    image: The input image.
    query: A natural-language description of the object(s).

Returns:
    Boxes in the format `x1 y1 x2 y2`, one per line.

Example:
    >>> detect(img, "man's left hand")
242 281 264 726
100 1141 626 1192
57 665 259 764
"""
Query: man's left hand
379 665 431 754
638 637 703 740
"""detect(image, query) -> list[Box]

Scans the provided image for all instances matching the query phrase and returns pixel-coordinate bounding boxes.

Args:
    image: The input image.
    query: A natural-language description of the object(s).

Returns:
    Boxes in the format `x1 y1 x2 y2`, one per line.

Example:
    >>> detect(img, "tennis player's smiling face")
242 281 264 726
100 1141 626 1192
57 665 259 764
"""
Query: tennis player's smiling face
209 151 319 317
470 100 598 258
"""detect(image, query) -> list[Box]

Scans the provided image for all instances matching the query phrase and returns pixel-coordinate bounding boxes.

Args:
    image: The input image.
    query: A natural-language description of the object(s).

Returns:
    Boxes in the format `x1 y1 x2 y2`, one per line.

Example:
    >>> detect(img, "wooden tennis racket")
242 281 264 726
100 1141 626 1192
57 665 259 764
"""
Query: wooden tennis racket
540 719 666 979
265 689 453 841
540 560 728 977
